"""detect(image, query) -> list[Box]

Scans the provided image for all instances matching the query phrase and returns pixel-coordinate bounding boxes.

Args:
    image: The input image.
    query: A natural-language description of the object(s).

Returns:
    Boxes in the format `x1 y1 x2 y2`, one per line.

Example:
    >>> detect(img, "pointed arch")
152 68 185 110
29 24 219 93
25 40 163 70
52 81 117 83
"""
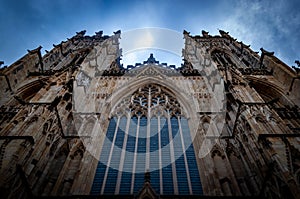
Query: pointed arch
15 78 46 102
200 115 211 133
80 115 96 137
91 75 203 195
105 76 197 120
37 141 69 195
73 114 83 133
247 76 295 106
112 84 182 118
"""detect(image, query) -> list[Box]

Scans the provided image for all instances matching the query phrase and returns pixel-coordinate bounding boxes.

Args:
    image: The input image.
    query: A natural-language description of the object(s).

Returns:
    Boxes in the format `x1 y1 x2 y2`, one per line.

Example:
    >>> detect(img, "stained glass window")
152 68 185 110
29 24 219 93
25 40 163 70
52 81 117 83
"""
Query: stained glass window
91 84 202 195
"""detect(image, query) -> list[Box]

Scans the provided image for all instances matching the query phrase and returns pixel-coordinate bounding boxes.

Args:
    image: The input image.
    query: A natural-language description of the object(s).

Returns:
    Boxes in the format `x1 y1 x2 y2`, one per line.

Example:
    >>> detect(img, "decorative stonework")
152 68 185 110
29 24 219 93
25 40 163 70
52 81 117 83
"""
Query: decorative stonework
0 29 299 199
76 70 91 91
112 84 182 118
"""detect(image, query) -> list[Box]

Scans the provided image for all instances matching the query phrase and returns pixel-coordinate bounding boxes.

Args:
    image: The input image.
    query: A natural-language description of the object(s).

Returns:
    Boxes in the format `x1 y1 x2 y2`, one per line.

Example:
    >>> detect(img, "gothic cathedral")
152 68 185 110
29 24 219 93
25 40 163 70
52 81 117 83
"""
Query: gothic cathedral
0 29 299 198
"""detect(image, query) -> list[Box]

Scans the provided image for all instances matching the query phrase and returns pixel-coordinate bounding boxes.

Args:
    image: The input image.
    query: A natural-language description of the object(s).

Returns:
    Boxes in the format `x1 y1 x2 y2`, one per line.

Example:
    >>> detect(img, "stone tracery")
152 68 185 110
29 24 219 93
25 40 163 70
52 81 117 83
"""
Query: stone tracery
0 29 299 198
112 84 182 118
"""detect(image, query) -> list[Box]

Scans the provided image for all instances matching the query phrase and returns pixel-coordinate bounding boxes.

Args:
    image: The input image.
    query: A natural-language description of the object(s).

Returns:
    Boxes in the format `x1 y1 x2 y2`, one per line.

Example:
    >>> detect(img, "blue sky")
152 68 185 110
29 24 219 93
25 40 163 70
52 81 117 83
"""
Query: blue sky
0 0 299 67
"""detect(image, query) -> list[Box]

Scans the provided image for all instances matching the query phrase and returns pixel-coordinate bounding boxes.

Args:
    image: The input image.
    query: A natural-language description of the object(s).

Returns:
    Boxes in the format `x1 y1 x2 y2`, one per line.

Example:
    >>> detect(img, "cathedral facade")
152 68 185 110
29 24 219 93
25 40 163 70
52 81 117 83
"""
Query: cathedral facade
0 29 299 198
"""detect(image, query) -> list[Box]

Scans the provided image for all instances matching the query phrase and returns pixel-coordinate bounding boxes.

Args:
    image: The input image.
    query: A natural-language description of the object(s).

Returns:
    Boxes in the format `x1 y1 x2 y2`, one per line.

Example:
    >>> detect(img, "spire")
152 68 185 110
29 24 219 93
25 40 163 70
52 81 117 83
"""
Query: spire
143 53 159 64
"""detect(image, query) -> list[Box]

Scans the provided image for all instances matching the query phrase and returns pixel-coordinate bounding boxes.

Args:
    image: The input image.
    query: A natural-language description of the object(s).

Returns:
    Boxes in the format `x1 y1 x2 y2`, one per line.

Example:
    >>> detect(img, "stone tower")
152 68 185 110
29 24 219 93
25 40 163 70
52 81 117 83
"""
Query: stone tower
0 29 299 198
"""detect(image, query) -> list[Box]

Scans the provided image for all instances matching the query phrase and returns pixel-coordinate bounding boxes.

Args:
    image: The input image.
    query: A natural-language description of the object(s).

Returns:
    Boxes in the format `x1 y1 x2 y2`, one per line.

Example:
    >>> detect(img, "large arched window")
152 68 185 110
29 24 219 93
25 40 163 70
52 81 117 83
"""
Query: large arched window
91 84 203 195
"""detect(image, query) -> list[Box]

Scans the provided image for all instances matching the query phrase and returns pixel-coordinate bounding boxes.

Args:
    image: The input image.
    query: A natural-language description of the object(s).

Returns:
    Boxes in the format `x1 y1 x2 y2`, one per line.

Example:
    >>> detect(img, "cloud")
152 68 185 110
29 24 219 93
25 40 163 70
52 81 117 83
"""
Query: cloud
121 28 183 54
120 28 184 67
0 0 298 67
219 0 300 66
121 29 155 53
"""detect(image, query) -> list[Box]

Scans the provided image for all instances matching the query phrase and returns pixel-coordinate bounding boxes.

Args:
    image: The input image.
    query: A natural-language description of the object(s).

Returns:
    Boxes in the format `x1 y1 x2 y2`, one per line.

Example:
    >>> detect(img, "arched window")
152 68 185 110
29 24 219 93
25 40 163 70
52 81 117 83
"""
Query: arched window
91 84 203 195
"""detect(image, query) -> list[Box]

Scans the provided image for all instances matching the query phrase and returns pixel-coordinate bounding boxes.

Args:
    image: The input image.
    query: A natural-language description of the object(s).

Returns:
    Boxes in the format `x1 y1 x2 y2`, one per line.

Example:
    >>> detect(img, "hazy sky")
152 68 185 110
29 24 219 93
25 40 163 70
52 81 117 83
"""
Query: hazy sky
0 0 299 67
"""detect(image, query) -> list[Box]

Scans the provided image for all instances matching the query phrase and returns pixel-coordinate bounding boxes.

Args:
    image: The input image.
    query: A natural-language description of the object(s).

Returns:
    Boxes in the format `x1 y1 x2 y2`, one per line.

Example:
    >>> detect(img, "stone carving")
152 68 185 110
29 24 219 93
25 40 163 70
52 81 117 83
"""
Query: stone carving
259 48 274 68
0 29 299 199
292 60 300 74
101 58 126 76
101 54 204 77
201 30 211 38
178 59 202 76
76 71 91 91
143 53 159 64
112 84 181 118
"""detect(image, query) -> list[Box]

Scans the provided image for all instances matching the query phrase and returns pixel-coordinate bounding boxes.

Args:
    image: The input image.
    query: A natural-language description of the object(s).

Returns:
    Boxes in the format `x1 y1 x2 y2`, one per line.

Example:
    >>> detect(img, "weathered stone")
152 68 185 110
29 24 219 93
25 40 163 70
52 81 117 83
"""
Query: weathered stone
0 29 299 199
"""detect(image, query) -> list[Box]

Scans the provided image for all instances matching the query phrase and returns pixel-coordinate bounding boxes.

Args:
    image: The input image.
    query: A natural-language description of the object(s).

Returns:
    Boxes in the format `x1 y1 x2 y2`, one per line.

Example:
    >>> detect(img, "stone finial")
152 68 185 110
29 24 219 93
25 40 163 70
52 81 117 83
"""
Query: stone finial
183 30 190 35
202 30 210 38
219 29 229 37
219 29 237 42
113 30 121 35
27 46 42 54
260 48 274 56
95 30 103 36
144 53 159 64
292 60 300 74
76 30 86 36
259 48 274 68
238 41 250 54
239 41 250 48
295 60 300 67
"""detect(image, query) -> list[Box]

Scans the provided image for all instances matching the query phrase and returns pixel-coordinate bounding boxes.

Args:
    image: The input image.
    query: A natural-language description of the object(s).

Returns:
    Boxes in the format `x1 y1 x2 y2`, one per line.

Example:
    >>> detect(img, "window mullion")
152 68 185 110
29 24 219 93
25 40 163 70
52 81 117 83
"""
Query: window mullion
178 116 193 194
115 115 131 194
168 112 178 194
130 116 140 194
100 116 120 194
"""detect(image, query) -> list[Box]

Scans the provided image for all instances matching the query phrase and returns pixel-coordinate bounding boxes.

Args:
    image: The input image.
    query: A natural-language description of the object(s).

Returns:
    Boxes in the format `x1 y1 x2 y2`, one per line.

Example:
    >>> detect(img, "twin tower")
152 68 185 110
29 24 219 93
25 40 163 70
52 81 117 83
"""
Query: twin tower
0 29 299 198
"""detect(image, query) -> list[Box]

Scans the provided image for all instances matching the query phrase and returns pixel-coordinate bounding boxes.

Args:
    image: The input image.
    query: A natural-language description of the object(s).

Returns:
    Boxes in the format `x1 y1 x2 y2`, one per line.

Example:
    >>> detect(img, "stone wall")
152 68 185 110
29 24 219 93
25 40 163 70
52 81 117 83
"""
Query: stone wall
0 29 299 198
